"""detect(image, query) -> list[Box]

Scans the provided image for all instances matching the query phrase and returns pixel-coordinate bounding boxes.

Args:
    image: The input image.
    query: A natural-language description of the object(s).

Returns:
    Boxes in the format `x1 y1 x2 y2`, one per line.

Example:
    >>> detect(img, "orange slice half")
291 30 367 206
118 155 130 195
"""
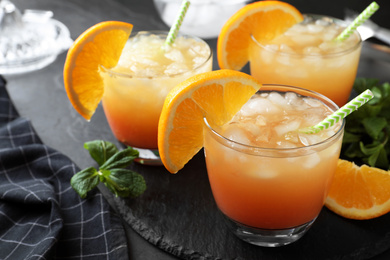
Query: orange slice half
63 21 133 120
325 159 390 220
158 70 261 174
217 0 303 70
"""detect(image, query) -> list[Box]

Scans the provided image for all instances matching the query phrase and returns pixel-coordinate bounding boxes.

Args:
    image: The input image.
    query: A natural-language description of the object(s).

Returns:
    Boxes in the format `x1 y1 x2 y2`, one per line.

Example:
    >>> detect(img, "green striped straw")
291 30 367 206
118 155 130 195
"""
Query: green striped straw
299 89 374 134
335 2 380 41
164 0 191 49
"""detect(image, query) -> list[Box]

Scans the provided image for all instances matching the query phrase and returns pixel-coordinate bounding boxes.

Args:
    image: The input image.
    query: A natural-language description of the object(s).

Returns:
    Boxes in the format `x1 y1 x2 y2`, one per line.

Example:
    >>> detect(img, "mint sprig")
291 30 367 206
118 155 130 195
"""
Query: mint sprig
341 78 390 170
71 140 146 198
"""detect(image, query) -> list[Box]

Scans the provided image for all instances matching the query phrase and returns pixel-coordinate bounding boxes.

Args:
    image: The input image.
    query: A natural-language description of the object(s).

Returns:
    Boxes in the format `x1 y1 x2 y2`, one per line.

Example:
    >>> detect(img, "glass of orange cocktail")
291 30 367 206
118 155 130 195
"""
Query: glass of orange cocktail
203 84 344 247
100 31 212 164
249 15 362 107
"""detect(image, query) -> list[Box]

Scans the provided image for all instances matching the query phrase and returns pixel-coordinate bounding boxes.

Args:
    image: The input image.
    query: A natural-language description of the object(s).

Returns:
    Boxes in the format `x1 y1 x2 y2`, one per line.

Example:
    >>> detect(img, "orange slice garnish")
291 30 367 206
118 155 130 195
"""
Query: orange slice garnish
158 70 261 173
63 21 133 120
217 1 303 70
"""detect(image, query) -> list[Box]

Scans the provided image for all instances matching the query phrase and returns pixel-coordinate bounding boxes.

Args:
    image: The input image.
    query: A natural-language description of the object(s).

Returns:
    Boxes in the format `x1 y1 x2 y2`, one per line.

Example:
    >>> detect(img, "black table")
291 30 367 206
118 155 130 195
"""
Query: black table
4 0 390 259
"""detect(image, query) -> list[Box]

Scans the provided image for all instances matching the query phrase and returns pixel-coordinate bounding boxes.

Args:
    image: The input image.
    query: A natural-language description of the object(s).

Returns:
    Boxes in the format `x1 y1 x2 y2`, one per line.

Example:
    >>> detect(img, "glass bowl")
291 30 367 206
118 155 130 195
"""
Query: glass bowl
153 0 251 39
0 2 73 75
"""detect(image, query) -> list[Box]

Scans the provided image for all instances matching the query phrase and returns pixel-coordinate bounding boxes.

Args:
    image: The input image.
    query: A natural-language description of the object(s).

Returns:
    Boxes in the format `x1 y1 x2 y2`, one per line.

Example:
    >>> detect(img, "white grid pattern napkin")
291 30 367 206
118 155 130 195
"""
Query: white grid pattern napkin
0 76 129 260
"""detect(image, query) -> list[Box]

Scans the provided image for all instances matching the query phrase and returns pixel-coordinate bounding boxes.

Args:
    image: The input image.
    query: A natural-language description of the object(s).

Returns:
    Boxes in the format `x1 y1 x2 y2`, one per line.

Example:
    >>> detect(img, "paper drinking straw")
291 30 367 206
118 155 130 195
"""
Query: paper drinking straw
300 89 374 134
335 2 380 42
164 0 191 48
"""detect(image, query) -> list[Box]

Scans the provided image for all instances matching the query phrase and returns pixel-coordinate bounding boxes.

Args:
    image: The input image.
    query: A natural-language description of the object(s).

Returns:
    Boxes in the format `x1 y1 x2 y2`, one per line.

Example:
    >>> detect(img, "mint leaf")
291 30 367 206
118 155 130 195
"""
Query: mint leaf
71 140 146 198
371 147 389 169
343 142 365 160
84 140 119 166
70 167 99 198
103 168 146 197
100 147 139 170
340 78 390 170
353 78 379 94
381 82 390 102
360 141 383 156
342 132 362 144
360 143 388 169
362 117 387 140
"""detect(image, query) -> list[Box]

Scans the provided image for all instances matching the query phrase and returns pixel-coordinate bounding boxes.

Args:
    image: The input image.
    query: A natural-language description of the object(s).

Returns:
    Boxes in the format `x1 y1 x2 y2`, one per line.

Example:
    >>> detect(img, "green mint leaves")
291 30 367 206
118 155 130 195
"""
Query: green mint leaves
84 140 119 166
341 78 390 170
71 140 146 198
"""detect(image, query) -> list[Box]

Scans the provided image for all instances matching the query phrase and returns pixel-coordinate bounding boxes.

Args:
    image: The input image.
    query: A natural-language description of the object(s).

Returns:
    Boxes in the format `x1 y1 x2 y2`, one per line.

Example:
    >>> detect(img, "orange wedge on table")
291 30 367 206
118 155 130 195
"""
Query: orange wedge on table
63 21 133 120
217 0 303 70
325 159 390 220
158 70 261 174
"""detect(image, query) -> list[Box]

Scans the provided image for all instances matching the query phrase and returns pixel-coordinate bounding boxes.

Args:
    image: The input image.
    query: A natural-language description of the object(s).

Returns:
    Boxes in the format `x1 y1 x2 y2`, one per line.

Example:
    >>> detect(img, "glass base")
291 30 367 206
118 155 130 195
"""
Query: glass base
224 216 316 247
133 147 163 166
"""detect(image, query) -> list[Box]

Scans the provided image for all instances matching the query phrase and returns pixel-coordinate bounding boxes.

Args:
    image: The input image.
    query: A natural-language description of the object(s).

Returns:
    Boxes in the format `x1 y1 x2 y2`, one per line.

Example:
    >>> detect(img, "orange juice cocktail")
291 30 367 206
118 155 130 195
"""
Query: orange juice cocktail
203 84 344 247
100 31 212 163
249 15 361 107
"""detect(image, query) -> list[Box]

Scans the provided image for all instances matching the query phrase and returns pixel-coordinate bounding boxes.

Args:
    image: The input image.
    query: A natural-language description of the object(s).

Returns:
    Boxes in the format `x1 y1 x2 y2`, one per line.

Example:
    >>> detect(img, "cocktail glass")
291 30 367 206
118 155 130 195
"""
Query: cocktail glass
100 31 212 165
249 14 362 107
203 84 345 247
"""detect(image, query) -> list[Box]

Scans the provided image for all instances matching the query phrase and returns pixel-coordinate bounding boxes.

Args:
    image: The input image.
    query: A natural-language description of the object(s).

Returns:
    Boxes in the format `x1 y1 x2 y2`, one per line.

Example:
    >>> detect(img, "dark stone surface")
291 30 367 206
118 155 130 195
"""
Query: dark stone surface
112 152 390 260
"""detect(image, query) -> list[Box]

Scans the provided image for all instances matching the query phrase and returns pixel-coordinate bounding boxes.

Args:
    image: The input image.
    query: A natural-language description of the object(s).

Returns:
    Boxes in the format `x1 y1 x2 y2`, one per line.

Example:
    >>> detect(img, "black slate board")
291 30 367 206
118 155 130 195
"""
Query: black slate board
113 151 390 260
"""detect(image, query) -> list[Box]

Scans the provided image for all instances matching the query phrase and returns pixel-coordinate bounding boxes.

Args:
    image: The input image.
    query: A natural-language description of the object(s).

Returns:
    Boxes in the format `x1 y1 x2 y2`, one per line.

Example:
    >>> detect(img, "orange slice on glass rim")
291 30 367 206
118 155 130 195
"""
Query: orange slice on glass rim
63 21 133 120
158 69 261 174
217 0 303 71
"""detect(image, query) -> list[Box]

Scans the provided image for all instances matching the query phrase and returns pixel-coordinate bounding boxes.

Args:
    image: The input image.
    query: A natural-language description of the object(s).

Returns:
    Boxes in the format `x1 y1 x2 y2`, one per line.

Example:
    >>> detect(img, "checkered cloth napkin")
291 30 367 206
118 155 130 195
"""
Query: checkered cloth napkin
0 76 129 260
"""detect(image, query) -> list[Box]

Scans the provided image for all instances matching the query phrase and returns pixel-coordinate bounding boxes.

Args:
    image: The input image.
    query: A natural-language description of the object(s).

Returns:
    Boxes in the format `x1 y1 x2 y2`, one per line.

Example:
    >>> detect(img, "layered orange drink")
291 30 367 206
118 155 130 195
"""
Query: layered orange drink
249 15 361 107
203 84 344 246
100 31 212 151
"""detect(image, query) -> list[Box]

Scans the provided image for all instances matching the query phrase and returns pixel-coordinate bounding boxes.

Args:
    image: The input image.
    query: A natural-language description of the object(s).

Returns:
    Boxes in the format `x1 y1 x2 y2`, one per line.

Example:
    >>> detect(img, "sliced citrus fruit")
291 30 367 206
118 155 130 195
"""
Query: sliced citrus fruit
158 69 261 174
325 159 390 220
63 21 133 120
217 0 303 71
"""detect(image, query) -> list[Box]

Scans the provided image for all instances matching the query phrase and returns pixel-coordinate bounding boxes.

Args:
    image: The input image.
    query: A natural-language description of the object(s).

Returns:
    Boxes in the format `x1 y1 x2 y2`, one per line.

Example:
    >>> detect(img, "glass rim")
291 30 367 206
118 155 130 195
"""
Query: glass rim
203 84 345 156
100 30 213 79
250 14 362 59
